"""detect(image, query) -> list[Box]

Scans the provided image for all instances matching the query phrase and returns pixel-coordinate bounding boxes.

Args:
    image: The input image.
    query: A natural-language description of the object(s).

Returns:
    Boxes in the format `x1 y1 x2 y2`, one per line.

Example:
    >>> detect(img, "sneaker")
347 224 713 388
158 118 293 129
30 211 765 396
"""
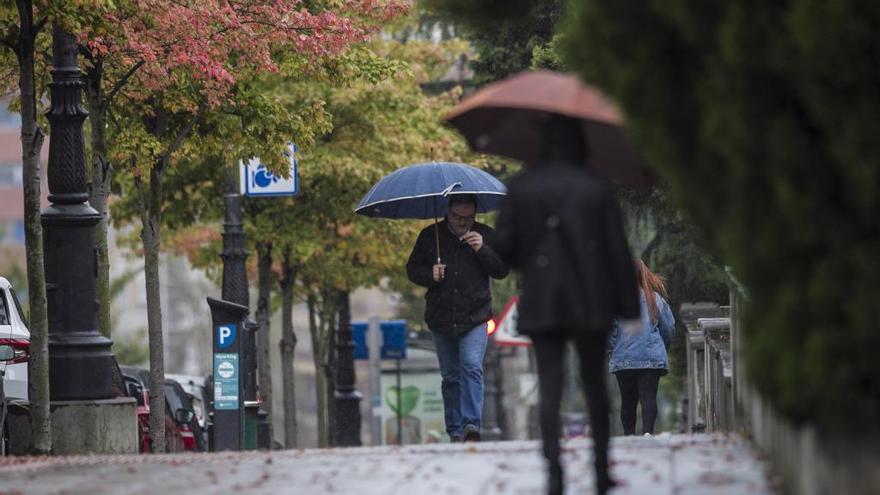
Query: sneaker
643 433 652 438
462 424 481 442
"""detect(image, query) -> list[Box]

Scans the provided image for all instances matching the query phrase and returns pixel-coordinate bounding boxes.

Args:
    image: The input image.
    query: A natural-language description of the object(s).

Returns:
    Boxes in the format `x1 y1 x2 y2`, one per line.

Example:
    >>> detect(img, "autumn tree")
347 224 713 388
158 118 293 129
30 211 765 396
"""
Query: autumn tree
0 0 51 455
150 32 487 446
275 38 485 445
82 0 403 452
0 0 108 455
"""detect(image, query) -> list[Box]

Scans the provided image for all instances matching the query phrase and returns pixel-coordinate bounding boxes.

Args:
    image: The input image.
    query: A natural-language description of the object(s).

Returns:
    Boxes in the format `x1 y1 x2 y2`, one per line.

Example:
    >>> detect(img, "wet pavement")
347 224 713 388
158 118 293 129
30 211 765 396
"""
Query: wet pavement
0 433 776 494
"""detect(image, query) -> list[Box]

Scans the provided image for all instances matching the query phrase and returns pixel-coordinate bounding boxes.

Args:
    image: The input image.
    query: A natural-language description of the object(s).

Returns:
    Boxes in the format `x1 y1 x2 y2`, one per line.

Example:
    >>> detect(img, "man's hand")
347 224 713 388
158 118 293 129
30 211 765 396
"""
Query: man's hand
461 231 483 252
432 264 446 282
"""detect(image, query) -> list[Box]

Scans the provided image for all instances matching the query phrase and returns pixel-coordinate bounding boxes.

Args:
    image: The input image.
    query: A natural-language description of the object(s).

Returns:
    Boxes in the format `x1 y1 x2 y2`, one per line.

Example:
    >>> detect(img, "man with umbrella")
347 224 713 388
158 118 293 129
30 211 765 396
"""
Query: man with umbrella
406 194 509 442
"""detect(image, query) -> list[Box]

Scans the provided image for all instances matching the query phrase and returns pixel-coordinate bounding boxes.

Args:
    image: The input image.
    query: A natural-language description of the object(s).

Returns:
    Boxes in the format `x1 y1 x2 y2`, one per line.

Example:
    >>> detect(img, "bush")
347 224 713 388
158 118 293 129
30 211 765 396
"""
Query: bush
561 0 880 429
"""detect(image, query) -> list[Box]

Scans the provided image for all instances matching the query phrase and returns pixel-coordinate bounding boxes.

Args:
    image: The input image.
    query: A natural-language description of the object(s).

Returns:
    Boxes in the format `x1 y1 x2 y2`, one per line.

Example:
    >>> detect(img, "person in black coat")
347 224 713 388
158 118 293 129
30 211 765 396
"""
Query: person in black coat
494 115 640 495
407 194 509 441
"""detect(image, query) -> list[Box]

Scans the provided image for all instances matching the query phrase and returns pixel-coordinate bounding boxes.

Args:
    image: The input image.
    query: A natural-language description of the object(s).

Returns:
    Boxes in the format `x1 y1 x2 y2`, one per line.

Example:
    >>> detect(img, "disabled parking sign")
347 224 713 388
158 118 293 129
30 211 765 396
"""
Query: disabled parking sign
239 143 299 197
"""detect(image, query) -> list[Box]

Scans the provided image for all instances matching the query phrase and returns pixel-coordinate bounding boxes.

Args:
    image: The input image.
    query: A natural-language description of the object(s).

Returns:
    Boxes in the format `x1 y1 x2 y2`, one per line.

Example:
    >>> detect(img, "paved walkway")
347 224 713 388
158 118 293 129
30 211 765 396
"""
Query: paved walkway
0 434 775 495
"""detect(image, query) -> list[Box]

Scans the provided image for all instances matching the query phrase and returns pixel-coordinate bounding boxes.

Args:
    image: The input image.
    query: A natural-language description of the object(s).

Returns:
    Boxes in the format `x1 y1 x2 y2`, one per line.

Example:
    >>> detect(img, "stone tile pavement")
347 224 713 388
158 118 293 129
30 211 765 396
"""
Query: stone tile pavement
0 434 777 495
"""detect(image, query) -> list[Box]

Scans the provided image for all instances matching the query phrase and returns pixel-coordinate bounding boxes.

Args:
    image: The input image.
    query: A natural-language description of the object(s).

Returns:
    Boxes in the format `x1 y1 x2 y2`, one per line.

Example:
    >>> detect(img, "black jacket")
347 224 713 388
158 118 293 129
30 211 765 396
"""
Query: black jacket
494 161 640 334
406 220 509 335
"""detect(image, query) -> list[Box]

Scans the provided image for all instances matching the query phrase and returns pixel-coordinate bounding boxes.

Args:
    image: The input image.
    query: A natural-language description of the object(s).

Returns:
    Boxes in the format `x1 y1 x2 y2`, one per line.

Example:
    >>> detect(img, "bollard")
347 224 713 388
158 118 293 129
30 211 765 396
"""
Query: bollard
207 297 249 451
257 408 271 449
242 319 260 450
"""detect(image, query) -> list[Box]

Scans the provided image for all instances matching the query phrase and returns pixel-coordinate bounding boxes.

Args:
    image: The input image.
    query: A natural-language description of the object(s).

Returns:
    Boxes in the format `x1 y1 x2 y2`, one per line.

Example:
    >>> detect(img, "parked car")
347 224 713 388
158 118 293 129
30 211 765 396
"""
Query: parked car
0 277 29 402
120 369 151 453
121 367 201 453
0 344 16 455
166 373 209 450
164 379 202 452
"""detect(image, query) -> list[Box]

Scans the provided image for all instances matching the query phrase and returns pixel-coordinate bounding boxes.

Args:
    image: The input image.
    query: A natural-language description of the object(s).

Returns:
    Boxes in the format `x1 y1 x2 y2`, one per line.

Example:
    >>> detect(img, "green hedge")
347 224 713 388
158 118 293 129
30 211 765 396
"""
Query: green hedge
561 0 880 429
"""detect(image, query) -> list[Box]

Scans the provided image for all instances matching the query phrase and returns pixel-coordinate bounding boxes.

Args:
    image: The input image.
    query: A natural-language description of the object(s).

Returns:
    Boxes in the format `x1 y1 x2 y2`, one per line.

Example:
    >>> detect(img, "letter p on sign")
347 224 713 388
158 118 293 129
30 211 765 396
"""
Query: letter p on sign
216 324 237 349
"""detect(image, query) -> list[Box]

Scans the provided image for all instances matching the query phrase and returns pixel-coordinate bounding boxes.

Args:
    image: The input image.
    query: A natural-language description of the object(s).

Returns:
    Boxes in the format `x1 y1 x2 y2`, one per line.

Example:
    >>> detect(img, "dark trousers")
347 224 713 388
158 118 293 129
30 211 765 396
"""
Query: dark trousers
614 369 662 435
531 331 611 479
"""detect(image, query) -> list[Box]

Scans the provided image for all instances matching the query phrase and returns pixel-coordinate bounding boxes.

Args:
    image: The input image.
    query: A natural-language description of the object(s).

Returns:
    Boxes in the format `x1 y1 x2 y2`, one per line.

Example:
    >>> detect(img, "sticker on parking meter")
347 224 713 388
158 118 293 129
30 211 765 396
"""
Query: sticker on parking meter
214 353 239 410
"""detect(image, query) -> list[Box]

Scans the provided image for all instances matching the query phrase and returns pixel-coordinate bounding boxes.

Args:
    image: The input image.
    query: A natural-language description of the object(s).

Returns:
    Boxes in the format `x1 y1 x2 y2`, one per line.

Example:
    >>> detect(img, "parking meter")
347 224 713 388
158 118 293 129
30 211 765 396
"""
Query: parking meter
207 296 249 451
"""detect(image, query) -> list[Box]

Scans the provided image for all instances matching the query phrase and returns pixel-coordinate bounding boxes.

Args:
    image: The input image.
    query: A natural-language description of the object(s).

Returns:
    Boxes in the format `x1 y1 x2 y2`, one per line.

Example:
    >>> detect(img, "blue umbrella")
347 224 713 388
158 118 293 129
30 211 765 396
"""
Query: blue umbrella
355 161 506 263
355 162 506 219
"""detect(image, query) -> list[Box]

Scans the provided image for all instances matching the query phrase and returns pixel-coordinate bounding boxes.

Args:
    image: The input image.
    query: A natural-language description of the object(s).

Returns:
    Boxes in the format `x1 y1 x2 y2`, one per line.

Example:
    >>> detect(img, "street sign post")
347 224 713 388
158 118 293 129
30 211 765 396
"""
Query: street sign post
351 319 408 445
492 296 531 346
239 143 299 197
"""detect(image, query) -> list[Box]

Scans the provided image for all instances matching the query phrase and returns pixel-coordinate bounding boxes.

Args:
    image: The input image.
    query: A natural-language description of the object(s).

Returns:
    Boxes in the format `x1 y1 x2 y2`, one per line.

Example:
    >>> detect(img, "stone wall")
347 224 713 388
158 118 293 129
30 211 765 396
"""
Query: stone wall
684 280 880 495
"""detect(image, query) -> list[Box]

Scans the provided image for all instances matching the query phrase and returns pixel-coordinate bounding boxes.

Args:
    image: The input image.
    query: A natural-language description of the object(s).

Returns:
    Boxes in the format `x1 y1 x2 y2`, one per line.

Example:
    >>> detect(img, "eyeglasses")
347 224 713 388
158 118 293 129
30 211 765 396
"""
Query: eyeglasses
449 211 475 223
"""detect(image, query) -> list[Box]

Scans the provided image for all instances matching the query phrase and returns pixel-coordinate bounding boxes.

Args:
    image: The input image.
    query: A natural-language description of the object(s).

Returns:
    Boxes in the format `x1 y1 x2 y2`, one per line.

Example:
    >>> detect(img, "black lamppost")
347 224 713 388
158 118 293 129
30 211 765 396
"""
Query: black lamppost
335 290 362 446
220 192 249 307
218 185 265 450
43 25 116 400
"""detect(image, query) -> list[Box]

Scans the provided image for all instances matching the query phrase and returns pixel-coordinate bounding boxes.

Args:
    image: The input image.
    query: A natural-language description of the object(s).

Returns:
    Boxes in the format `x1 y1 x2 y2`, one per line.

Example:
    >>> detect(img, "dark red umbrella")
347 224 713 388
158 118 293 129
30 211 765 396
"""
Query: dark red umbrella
445 70 653 186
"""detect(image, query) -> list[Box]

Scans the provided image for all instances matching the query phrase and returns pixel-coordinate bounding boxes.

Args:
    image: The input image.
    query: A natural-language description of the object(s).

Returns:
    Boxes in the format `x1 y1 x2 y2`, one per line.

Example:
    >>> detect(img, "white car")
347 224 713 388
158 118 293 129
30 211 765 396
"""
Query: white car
0 277 29 401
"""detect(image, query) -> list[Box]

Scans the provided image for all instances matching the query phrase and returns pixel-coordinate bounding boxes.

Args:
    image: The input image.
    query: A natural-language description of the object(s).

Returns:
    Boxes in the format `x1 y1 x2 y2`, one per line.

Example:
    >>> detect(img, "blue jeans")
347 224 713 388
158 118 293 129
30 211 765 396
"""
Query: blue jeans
432 323 488 438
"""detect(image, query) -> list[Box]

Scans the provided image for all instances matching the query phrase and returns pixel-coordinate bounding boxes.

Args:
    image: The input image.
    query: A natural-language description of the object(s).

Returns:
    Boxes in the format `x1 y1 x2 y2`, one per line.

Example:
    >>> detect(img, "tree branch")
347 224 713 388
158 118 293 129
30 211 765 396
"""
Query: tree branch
79 43 94 62
106 60 145 105
32 16 47 35
156 101 207 177
0 34 17 52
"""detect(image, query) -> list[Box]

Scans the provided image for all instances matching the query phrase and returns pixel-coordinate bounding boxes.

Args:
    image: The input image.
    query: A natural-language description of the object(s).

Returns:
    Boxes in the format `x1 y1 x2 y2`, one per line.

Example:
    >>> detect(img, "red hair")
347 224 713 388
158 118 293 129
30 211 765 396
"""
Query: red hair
635 258 667 324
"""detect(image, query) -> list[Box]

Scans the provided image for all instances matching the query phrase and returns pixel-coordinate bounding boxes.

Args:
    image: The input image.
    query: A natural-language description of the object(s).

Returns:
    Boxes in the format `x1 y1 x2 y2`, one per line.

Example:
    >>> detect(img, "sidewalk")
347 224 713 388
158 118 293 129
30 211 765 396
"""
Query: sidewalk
0 434 775 495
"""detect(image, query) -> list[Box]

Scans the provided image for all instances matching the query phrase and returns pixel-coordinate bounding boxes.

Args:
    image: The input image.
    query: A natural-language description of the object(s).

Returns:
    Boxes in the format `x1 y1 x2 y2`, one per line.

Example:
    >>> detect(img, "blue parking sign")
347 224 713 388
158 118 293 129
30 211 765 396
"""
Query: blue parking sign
239 143 299 197
216 323 237 349
352 322 369 360
351 320 407 360
380 320 407 360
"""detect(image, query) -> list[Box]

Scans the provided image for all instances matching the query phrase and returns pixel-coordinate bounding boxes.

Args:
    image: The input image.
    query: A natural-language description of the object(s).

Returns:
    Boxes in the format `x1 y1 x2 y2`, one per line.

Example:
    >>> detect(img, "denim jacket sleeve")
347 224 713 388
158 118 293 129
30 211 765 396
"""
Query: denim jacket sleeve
656 294 675 347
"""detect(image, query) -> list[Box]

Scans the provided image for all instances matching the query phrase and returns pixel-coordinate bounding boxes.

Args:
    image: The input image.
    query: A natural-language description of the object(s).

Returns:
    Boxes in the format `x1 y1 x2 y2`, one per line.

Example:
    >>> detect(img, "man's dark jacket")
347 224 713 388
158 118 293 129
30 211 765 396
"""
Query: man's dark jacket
494 161 640 334
407 220 509 335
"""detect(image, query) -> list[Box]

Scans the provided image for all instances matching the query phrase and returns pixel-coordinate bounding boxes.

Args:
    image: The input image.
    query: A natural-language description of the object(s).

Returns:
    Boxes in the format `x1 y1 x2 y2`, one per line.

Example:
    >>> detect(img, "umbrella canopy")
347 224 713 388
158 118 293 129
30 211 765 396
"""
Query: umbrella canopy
445 70 653 186
355 162 506 219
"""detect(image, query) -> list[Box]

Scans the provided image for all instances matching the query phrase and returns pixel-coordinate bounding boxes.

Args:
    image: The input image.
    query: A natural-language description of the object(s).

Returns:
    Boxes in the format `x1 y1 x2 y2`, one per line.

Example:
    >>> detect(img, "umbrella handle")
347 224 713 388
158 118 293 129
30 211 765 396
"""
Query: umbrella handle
434 198 442 264
434 217 441 265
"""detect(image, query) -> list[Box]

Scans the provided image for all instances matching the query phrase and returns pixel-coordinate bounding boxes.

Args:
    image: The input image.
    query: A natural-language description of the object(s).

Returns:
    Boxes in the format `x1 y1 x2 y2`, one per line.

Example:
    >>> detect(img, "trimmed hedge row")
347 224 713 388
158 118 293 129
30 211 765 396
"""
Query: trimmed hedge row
561 0 880 429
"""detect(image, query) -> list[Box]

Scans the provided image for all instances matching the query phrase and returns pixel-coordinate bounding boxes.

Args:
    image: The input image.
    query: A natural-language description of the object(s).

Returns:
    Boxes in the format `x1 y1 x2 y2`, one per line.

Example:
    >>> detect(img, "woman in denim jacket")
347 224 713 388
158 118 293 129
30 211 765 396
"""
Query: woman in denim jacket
608 259 675 435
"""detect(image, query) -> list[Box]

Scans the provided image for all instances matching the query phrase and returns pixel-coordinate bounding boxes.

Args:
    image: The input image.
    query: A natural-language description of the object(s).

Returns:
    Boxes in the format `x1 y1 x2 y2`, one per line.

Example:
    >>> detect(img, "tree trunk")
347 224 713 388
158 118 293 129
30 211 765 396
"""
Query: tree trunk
278 249 298 448
307 292 327 447
16 0 50 455
85 61 112 338
256 242 274 445
136 168 166 453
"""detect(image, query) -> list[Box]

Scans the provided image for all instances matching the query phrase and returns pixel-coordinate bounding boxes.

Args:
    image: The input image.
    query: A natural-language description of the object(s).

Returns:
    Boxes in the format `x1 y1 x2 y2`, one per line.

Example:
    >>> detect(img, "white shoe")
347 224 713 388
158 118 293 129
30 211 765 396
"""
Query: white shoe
643 433 652 437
